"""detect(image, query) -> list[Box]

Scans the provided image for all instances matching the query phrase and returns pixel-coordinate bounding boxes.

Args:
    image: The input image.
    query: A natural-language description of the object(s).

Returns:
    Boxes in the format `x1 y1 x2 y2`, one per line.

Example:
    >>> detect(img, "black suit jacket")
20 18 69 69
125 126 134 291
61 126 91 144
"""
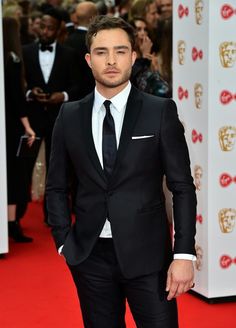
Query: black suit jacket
65 29 95 99
22 42 79 136
46 86 197 279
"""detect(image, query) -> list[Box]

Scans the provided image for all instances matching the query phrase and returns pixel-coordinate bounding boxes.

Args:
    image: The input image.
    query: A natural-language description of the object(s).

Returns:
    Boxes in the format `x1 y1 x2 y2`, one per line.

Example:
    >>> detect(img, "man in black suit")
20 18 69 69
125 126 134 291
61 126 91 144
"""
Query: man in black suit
64 1 98 99
46 16 196 328
23 8 79 168
22 8 79 222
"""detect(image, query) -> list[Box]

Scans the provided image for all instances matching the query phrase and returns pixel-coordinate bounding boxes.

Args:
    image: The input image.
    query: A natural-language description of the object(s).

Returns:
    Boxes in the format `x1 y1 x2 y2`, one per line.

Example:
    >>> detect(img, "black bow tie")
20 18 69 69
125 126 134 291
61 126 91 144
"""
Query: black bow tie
40 44 53 52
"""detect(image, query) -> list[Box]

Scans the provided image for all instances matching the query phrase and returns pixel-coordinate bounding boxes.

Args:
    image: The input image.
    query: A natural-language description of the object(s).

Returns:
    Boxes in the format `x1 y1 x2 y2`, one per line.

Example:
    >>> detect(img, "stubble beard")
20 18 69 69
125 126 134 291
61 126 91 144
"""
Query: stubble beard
93 67 132 89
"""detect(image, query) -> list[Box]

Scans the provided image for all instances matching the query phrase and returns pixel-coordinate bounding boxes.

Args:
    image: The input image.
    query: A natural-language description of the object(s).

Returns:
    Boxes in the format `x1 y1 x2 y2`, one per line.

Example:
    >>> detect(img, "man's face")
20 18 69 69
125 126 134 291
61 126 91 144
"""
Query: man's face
85 28 136 94
159 0 172 19
145 2 159 29
195 0 203 25
39 15 60 45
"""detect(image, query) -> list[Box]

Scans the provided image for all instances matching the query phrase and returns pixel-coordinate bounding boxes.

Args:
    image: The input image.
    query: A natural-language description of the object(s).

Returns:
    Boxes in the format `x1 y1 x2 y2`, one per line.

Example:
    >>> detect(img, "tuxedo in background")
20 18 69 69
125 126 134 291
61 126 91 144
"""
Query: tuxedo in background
23 41 79 167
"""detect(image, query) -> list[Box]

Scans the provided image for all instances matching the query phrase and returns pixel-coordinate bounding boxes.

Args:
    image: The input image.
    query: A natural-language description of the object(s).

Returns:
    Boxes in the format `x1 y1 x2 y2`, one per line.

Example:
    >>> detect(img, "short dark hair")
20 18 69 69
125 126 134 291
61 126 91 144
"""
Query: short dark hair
86 15 136 51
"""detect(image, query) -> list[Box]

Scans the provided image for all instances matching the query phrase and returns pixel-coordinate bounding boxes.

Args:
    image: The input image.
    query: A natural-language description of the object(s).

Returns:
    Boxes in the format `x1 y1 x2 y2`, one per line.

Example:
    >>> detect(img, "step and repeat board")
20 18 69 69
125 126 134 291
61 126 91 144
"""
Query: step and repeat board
173 0 236 299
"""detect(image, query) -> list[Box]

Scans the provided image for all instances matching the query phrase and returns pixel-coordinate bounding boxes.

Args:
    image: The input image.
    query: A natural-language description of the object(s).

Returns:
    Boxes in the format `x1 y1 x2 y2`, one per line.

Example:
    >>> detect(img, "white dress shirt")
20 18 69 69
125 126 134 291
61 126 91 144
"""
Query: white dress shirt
26 42 68 101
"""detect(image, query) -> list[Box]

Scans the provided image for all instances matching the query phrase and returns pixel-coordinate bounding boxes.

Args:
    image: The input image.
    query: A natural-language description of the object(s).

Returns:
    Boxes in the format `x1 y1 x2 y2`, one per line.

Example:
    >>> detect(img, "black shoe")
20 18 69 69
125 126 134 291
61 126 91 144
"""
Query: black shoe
8 221 33 243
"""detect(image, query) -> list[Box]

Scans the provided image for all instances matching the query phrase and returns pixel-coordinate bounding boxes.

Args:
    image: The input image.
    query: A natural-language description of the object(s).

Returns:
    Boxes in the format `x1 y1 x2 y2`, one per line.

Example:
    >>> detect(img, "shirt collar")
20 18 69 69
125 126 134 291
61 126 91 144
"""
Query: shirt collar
77 26 88 31
39 41 57 52
94 82 131 113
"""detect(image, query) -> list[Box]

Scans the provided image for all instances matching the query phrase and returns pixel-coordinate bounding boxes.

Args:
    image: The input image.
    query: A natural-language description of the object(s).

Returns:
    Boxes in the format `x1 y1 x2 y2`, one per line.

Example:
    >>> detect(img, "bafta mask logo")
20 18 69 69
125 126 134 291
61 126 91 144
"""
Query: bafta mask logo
195 244 203 271
178 86 188 100
194 165 203 190
178 4 189 18
219 42 236 68
220 90 236 105
220 254 236 269
194 83 203 109
195 0 204 25
221 4 236 20
219 173 236 188
219 208 236 233
219 126 236 151
177 40 186 65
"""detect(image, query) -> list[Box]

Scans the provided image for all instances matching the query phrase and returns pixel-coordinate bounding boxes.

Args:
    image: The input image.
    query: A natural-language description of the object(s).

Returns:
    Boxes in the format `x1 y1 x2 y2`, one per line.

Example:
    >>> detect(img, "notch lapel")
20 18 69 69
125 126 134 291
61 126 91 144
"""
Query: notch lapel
110 87 143 184
80 94 107 185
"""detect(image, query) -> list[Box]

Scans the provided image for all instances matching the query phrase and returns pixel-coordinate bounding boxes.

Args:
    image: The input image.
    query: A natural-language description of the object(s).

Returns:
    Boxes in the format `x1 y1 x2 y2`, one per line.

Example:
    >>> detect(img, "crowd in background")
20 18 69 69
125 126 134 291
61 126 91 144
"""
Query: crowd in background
2 0 173 245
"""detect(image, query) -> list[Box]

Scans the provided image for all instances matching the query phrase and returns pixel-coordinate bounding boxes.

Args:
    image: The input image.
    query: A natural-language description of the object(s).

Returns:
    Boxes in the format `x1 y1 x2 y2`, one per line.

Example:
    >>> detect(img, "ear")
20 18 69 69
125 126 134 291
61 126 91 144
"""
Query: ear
131 51 137 66
85 53 92 68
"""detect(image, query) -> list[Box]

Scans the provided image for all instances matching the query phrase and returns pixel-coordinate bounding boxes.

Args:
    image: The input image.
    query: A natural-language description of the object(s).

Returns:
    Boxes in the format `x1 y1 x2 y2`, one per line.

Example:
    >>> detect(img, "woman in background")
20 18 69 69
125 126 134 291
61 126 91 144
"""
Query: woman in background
130 16 170 97
3 17 36 242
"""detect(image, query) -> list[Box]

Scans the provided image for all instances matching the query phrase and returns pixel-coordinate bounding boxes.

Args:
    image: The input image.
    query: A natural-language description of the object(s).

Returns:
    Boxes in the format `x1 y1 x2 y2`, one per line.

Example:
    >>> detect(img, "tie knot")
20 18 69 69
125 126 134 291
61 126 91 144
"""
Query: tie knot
103 100 112 113
40 43 53 52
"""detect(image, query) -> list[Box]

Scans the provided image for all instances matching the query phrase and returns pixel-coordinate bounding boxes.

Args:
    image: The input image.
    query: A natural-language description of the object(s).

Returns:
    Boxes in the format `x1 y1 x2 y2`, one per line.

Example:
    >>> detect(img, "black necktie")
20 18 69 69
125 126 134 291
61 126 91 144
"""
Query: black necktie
102 100 117 177
40 44 53 52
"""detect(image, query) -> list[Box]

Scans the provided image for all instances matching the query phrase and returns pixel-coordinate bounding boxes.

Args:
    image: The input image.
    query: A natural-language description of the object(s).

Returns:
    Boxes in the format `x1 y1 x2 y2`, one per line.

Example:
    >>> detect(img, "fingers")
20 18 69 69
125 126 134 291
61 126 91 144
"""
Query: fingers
167 280 194 301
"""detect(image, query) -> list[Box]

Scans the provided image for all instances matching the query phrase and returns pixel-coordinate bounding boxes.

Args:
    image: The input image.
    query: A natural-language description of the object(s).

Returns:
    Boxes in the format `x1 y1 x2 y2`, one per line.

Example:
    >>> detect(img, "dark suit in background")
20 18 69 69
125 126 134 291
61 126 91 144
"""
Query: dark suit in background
23 41 79 166
65 28 95 99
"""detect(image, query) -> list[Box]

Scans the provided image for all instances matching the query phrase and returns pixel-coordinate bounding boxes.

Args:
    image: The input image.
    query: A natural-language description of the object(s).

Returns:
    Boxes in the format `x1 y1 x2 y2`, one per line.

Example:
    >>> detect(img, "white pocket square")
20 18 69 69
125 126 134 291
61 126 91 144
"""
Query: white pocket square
132 135 155 140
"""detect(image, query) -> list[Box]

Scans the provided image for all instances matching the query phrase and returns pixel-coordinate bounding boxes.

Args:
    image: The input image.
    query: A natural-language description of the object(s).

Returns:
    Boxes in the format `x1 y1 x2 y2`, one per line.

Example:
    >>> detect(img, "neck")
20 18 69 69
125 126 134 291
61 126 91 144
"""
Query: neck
96 81 129 99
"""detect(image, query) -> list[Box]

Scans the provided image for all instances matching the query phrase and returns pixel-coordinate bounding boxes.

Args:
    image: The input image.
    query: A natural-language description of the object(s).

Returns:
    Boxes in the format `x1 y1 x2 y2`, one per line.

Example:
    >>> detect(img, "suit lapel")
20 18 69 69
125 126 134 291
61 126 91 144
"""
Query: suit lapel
110 87 143 183
80 94 107 184
47 43 60 86
32 43 45 85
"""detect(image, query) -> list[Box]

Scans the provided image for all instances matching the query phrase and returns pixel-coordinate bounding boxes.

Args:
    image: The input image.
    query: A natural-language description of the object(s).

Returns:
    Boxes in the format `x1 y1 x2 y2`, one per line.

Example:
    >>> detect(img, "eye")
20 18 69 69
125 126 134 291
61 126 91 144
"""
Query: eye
95 50 106 55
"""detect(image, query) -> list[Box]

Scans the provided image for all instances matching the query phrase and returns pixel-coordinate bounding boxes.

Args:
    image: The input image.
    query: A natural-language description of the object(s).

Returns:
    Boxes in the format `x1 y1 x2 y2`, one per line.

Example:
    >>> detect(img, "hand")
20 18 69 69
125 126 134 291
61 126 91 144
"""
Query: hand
46 92 64 104
139 36 153 58
25 127 36 147
166 259 194 301
31 87 49 103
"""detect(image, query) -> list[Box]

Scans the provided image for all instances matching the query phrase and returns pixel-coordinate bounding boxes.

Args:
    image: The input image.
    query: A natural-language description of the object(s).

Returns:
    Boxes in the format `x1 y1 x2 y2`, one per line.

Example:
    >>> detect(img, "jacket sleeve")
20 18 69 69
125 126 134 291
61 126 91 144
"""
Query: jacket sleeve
45 104 72 249
160 98 197 255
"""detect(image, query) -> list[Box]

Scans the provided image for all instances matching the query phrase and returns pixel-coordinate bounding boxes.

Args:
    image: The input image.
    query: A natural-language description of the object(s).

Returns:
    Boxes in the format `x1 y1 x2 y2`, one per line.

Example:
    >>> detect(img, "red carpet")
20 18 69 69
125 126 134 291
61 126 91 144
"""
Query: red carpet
0 202 236 328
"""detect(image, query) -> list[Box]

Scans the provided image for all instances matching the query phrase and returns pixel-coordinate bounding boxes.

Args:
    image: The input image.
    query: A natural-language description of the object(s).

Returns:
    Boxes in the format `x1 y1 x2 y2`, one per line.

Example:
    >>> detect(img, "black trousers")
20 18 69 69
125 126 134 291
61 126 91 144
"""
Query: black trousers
68 238 178 328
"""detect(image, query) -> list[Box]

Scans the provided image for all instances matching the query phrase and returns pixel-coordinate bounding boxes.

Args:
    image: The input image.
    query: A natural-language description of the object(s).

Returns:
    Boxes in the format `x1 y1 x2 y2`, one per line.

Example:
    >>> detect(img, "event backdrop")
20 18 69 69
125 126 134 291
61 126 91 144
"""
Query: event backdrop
173 0 236 298
0 2 9 255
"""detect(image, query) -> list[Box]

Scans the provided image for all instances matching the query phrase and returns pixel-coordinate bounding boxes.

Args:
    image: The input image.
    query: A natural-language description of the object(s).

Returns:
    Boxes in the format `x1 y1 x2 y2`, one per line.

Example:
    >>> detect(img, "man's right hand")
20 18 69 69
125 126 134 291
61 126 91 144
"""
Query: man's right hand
31 87 50 103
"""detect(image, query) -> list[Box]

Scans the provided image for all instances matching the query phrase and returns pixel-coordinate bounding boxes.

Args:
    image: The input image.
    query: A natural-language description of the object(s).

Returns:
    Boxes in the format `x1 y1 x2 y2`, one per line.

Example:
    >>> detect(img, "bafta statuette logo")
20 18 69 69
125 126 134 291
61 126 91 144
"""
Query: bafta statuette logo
195 0 204 25
194 83 203 109
219 208 236 233
195 244 203 271
219 42 236 68
194 165 203 191
219 126 236 151
177 40 186 65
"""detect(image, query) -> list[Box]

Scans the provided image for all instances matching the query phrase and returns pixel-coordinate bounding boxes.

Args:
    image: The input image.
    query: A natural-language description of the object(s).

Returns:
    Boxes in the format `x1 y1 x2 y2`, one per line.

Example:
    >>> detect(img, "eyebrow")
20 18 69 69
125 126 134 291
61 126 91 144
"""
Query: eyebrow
93 46 130 51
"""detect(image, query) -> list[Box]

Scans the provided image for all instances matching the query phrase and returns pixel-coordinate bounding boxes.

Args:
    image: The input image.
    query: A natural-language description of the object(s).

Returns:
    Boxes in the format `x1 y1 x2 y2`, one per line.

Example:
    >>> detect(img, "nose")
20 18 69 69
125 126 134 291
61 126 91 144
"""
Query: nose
107 52 116 66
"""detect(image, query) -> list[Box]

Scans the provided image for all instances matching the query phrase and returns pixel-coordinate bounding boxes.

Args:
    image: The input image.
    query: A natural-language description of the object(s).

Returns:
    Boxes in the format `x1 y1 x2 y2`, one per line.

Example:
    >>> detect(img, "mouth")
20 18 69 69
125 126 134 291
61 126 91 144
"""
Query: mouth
104 69 119 74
